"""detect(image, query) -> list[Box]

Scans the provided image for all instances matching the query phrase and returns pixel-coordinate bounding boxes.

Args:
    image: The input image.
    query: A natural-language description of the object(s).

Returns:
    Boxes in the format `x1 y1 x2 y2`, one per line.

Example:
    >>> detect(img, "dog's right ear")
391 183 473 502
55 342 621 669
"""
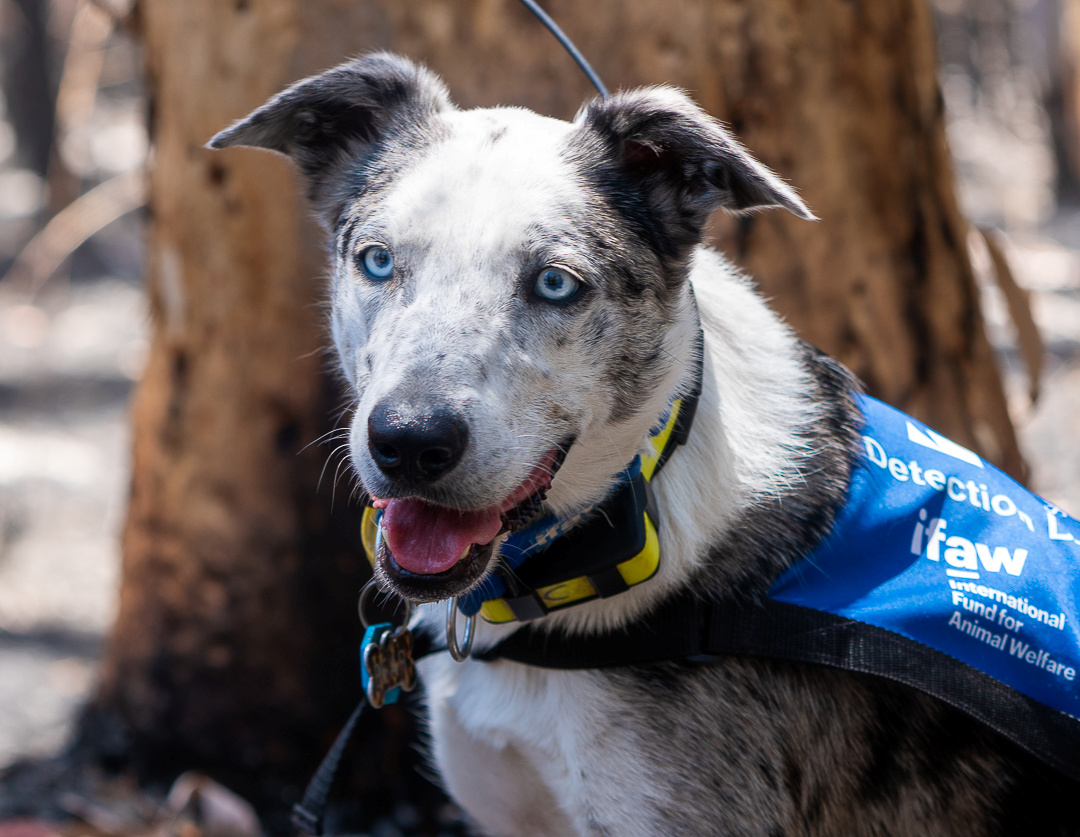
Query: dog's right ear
208 53 451 224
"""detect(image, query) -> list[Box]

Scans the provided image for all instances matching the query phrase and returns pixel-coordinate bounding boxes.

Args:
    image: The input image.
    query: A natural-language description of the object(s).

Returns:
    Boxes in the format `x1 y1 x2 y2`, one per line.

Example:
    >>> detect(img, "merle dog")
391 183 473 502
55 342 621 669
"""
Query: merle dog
212 54 1077 836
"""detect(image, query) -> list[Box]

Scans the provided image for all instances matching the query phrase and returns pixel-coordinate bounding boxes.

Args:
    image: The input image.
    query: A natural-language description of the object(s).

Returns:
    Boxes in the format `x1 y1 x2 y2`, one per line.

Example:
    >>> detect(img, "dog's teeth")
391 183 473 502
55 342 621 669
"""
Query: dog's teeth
501 487 547 532
459 545 472 562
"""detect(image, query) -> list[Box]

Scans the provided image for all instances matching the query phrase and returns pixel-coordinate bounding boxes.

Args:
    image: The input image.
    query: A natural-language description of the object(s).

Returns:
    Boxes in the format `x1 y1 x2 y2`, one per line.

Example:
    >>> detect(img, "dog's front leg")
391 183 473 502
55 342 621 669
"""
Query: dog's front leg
427 687 577 837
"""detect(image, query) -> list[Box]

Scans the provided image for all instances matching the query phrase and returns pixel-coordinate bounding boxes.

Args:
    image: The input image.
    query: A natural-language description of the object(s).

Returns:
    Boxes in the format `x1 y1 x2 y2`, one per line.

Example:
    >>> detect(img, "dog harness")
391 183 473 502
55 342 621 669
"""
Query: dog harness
483 394 1080 783
294 390 1080 834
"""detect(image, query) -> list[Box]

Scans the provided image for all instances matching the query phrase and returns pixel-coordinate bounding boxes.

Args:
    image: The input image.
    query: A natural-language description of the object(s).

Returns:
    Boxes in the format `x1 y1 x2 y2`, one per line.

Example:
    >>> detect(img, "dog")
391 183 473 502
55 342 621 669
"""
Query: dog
211 54 1079 836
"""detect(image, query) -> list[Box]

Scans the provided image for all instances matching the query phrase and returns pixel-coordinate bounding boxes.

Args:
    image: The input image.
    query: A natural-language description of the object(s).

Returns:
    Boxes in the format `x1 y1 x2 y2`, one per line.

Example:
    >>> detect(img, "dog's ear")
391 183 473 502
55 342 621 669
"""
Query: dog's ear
575 87 814 246
208 53 451 223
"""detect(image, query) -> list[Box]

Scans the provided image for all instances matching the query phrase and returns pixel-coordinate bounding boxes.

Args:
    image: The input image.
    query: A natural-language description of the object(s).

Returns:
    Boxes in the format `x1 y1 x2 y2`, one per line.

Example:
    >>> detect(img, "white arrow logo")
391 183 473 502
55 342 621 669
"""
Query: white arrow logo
906 422 984 468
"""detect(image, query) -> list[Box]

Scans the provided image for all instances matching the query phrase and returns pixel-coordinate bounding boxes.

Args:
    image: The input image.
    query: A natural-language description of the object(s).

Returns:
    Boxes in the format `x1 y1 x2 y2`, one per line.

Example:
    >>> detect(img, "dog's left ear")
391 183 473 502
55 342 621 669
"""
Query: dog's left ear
575 86 814 245
208 53 452 224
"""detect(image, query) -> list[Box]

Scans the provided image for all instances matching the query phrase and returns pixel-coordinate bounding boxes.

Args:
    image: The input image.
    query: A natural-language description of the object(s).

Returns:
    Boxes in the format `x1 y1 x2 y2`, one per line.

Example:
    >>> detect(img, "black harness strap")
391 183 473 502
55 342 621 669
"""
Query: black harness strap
291 699 368 836
478 594 1080 783
292 631 438 835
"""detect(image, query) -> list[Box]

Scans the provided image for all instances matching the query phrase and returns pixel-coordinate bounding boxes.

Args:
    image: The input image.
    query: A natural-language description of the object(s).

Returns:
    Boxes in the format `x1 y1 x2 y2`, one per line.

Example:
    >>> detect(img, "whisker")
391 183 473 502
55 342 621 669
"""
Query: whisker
301 425 349 454
317 442 352 493
331 450 355 508
349 478 368 507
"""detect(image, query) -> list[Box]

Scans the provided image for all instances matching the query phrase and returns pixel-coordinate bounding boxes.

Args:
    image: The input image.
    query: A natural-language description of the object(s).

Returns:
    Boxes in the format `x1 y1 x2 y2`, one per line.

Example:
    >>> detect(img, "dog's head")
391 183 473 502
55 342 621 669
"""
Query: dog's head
211 53 810 603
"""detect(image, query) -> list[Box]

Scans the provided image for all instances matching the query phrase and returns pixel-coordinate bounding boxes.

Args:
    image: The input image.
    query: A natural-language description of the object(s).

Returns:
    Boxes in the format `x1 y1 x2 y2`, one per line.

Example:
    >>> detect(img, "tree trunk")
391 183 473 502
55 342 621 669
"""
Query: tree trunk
1048 0 1080 199
87 0 418 812
4 0 55 177
88 0 1024 818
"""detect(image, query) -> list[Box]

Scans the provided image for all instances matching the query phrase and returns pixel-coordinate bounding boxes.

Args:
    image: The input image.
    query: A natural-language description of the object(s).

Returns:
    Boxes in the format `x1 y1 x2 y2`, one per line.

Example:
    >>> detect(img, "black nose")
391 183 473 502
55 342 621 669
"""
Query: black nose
367 401 469 484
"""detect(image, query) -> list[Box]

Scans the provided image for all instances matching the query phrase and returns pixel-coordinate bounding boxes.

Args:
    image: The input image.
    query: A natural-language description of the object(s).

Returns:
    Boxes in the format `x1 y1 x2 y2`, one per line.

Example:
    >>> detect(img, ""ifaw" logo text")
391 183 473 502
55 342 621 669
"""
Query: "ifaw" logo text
910 510 1028 577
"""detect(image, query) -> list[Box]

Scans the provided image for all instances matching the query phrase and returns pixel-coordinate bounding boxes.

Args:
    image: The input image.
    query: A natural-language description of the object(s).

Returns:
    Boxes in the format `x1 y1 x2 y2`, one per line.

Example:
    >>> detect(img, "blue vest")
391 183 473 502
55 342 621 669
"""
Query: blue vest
771 395 1080 722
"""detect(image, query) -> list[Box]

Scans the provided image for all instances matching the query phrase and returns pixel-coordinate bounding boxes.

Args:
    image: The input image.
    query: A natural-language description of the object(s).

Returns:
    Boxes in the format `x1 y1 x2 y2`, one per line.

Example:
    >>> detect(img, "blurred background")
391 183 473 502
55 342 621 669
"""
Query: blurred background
0 0 1077 833
0 0 144 772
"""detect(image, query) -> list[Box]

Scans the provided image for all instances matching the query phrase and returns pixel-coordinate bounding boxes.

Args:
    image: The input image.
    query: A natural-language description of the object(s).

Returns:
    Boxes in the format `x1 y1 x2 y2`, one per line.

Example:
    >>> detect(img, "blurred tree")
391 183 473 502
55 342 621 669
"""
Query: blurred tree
1047 0 1080 199
84 0 1024 825
3 0 55 176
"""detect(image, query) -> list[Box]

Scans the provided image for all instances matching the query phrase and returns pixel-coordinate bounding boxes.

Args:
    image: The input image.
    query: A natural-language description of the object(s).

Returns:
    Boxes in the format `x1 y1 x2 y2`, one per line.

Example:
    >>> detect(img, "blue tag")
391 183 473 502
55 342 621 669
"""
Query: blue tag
362 622 412 708
360 623 400 706
770 395 1080 720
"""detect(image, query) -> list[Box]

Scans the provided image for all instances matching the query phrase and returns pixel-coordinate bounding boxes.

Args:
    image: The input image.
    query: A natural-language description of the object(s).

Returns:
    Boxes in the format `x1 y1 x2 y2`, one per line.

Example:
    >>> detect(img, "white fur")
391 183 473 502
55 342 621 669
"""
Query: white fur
320 102 825 835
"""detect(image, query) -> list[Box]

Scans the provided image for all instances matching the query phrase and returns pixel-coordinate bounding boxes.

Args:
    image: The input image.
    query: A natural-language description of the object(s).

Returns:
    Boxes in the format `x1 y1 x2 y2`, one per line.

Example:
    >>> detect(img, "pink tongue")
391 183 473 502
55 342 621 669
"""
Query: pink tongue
381 498 503 575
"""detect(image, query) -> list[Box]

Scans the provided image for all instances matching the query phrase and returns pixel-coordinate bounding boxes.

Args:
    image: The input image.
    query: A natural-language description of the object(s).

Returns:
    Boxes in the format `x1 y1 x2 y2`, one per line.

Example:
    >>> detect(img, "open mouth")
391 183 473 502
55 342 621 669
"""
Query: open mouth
371 445 568 602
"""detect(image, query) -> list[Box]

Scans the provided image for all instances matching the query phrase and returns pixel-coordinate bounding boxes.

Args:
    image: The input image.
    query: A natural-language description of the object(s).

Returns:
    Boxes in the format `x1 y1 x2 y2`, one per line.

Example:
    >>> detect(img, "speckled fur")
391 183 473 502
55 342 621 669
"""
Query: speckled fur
213 54 1079 836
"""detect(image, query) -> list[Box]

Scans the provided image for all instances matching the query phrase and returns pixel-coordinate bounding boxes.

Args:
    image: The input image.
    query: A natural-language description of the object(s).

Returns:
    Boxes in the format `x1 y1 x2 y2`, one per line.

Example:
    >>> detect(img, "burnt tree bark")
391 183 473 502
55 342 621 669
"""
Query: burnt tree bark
88 0 1025 817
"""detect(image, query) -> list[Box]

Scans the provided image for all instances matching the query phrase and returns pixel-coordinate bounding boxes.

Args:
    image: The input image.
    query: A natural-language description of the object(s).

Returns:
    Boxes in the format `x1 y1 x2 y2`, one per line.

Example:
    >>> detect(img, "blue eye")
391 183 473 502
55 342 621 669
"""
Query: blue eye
534 266 582 303
358 245 394 280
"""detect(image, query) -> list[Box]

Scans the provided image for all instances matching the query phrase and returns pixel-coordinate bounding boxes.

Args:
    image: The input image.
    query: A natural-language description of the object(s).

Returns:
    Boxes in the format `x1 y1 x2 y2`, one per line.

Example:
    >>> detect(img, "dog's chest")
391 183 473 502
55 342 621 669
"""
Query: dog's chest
418 654 656 837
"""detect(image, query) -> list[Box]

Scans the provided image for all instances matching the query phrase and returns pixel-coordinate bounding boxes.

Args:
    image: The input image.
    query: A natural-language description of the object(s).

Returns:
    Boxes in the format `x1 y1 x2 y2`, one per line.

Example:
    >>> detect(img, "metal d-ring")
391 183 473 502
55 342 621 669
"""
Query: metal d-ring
446 597 476 662
358 578 413 629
